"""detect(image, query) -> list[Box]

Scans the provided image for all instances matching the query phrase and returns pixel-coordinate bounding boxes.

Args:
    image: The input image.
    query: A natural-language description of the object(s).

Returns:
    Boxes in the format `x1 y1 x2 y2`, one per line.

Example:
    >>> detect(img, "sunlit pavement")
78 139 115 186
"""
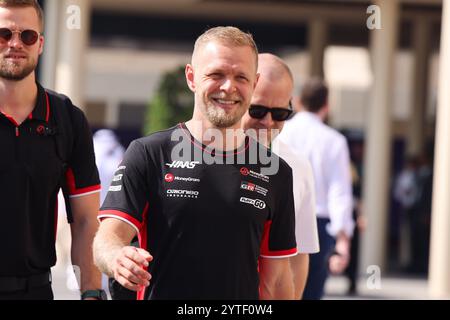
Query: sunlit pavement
50 264 430 300
324 275 430 300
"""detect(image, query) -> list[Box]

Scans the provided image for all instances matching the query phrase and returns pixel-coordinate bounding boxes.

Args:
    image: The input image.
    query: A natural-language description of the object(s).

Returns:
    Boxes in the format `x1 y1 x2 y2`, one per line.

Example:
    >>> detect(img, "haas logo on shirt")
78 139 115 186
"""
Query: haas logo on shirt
166 161 200 169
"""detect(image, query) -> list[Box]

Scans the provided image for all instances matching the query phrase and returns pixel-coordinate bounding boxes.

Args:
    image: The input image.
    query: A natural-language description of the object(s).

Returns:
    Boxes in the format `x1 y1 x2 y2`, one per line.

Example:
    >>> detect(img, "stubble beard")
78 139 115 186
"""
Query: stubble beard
0 56 37 81
204 99 248 129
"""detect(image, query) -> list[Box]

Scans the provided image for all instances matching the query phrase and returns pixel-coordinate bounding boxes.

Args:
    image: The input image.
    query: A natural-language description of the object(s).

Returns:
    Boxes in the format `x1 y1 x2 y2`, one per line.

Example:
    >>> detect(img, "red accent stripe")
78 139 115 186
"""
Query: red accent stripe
0 111 20 127
98 209 143 231
137 202 150 301
65 167 101 196
65 168 76 193
28 113 33 120
179 123 249 156
70 184 101 196
260 220 297 257
45 91 50 122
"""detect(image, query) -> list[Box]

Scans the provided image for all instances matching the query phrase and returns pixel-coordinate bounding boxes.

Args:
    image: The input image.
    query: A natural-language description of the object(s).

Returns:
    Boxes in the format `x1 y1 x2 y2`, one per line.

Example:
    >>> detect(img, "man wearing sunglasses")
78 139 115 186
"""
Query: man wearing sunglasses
278 78 354 300
242 53 319 299
0 0 103 300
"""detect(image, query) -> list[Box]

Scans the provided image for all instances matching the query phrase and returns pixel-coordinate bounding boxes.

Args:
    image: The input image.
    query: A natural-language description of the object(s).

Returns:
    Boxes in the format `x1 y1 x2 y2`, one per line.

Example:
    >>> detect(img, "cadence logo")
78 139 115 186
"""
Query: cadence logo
240 197 266 210
167 189 199 198
165 173 175 183
166 161 200 169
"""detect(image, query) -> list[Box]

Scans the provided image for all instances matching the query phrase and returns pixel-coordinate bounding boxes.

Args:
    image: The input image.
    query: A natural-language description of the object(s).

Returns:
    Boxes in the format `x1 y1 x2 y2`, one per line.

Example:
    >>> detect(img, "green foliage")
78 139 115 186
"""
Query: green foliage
144 66 194 135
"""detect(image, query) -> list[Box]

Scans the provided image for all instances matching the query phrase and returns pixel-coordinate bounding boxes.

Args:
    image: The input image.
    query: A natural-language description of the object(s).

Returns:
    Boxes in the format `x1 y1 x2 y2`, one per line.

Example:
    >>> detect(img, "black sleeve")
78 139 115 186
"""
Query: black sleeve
99 140 152 234
260 164 297 257
64 106 101 197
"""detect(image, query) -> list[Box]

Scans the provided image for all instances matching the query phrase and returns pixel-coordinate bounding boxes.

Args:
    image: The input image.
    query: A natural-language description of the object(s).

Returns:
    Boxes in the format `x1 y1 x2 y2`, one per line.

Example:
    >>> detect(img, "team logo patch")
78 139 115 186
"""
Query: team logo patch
112 174 123 182
167 189 199 198
240 181 268 196
240 167 250 176
165 173 175 183
240 168 270 183
166 161 200 169
164 173 200 183
241 182 255 192
240 197 266 210
36 125 45 135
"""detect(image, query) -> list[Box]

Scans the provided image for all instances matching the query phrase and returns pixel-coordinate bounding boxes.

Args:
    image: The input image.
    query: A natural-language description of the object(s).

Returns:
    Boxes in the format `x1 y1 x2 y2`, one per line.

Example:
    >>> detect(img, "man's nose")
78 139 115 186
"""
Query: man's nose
260 111 275 128
220 78 237 93
8 33 24 49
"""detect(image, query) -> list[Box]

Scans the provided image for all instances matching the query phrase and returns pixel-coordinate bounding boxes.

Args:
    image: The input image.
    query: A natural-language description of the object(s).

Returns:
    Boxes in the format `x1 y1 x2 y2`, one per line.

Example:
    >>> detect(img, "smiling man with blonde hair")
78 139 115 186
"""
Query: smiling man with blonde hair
94 26 297 300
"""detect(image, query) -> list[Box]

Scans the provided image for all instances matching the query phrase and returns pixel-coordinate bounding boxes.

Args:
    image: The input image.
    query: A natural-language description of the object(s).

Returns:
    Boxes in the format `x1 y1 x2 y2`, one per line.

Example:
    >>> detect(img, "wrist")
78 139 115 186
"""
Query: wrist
81 289 107 300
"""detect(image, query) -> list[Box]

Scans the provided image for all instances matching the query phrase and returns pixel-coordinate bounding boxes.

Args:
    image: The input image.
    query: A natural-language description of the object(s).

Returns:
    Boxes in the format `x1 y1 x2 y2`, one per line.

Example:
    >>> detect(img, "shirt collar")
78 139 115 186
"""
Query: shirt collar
29 83 50 122
299 110 322 123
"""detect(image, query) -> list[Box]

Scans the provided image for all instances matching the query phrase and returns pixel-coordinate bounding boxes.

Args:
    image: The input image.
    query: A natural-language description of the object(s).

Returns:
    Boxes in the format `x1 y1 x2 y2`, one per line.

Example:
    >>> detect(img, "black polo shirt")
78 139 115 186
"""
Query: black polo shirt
0 83 100 277
99 123 297 300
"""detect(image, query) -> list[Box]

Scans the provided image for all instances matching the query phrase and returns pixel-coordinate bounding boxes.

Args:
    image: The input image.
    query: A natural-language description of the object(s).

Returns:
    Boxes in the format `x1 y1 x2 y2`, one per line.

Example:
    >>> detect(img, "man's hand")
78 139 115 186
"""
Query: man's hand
110 246 153 292
328 232 350 275
94 218 153 292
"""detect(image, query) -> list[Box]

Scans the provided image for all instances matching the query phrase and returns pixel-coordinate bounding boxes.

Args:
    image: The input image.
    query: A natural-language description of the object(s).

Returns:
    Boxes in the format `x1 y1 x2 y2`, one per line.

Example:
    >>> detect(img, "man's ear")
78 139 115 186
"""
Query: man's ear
185 64 196 93
253 72 260 90
38 35 44 56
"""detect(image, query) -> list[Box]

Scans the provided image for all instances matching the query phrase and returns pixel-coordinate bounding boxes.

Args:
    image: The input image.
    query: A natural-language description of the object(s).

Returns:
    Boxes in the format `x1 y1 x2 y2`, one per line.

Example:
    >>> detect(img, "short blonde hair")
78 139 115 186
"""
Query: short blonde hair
192 26 259 69
0 0 44 31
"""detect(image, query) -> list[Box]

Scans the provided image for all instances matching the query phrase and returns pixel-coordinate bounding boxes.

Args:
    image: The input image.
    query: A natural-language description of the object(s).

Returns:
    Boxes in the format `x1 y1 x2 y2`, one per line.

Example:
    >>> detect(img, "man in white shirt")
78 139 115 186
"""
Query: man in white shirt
242 53 319 299
278 78 354 299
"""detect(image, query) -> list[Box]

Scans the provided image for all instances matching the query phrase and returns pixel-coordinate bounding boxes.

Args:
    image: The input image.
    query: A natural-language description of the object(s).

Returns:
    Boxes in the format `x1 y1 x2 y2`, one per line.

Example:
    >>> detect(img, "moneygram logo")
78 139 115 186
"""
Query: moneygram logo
165 173 175 183
166 161 200 169
240 197 266 210
164 174 200 183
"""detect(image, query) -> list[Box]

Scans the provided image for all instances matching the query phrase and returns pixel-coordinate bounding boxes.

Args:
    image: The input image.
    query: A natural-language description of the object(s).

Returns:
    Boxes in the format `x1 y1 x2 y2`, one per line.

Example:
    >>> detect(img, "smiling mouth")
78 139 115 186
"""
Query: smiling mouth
211 98 240 108
5 55 27 60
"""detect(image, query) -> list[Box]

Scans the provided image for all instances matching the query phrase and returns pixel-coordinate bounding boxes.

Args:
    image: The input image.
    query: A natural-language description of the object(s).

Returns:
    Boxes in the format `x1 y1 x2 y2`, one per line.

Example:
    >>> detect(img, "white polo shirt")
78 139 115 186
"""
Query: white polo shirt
278 111 354 238
272 138 320 253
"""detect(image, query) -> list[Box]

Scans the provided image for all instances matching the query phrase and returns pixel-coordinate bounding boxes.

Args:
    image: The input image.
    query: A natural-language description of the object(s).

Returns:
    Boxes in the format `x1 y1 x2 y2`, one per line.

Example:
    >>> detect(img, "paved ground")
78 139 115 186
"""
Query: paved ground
51 219 432 300
323 274 430 300
51 263 430 300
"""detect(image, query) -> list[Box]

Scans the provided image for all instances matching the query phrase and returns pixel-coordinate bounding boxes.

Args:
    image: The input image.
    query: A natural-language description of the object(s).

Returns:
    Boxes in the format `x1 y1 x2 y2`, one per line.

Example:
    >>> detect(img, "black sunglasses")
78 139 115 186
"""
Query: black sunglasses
249 103 293 121
0 28 40 46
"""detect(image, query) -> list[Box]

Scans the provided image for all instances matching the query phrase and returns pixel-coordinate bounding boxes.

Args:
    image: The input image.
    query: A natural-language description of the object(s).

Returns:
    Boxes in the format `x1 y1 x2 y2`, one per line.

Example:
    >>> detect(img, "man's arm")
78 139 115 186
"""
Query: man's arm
327 138 354 273
289 253 309 299
259 257 295 300
93 218 152 292
328 231 350 274
69 193 102 293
